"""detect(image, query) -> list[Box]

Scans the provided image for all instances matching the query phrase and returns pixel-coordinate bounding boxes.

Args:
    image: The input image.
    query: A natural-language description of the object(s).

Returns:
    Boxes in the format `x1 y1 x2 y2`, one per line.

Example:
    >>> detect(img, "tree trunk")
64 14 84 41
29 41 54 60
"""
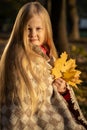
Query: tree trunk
51 0 70 55
67 0 80 40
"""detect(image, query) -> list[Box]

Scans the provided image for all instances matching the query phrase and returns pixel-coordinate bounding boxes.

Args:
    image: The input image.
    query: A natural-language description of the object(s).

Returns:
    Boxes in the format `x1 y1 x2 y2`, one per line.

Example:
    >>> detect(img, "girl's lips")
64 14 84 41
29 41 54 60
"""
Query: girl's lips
29 39 39 44
30 39 38 42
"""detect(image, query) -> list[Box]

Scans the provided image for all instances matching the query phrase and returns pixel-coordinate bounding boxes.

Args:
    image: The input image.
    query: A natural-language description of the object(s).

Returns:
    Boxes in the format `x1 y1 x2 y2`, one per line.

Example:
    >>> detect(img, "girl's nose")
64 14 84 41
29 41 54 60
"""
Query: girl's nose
31 29 37 37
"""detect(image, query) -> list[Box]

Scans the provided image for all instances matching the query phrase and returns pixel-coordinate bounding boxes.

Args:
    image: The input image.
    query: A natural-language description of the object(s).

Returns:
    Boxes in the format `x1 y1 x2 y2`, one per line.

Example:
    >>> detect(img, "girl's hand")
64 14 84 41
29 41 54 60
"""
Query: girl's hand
53 78 67 94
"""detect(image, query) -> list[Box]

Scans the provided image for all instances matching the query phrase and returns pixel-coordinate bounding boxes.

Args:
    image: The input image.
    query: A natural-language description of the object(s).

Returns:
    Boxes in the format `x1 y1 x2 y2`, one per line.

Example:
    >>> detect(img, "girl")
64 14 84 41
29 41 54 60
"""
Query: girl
0 2 87 130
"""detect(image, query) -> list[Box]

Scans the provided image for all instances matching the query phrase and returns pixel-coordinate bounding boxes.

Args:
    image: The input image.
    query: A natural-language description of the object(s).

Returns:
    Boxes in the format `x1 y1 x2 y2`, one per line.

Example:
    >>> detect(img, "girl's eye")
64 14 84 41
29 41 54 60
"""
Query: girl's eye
36 27 42 31
28 28 32 31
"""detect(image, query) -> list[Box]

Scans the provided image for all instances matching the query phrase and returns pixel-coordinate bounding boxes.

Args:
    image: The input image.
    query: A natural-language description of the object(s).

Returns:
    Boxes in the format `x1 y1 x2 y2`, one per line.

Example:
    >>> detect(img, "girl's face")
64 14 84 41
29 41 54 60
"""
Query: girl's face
27 15 46 46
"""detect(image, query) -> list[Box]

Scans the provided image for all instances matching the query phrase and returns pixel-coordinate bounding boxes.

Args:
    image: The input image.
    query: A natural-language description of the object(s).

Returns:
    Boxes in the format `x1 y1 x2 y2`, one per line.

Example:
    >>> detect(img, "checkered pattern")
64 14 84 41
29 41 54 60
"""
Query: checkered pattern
0 52 87 130
1 85 86 130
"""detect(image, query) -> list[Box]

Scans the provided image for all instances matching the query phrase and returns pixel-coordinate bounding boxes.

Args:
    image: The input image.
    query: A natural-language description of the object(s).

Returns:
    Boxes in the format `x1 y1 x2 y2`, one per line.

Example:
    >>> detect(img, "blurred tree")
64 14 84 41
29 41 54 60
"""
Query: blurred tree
51 0 70 55
77 0 87 18
67 0 80 40
51 0 80 55
0 0 86 54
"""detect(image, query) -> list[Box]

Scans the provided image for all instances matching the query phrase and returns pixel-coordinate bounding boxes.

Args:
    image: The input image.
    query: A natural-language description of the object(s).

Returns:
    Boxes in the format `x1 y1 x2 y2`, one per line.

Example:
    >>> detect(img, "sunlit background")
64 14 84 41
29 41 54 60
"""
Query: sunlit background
0 0 87 118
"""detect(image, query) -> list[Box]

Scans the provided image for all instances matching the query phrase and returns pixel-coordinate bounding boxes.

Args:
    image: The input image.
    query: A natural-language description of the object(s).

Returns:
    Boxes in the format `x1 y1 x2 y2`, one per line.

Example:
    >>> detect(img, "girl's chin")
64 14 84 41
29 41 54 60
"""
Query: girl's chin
30 42 42 46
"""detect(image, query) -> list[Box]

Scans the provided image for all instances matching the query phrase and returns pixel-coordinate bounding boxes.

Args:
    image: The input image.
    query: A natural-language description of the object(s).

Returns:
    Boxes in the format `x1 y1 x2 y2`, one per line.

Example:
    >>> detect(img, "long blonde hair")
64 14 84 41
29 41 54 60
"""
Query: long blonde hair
0 2 58 113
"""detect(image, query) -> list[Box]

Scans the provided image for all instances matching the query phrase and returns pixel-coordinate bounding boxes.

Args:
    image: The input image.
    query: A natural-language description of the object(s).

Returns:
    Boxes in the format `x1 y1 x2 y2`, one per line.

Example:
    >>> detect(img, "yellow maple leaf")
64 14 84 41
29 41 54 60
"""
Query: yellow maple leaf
52 68 62 78
64 59 76 72
52 52 82 88
63 70 76 80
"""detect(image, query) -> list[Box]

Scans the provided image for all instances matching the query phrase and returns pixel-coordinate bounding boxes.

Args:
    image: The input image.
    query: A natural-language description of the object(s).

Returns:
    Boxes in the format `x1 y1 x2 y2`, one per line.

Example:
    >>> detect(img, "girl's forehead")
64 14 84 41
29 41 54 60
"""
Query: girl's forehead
27 15 44 26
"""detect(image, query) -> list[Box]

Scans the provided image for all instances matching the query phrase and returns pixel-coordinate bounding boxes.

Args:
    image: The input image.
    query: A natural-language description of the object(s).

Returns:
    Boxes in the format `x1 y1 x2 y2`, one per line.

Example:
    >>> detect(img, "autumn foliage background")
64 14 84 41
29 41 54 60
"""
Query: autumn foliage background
0 0 87 118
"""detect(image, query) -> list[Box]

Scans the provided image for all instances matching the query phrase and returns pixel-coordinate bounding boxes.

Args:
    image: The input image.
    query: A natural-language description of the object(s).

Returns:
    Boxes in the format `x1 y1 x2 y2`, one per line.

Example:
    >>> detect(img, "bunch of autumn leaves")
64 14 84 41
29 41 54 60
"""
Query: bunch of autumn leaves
52 52 82 88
